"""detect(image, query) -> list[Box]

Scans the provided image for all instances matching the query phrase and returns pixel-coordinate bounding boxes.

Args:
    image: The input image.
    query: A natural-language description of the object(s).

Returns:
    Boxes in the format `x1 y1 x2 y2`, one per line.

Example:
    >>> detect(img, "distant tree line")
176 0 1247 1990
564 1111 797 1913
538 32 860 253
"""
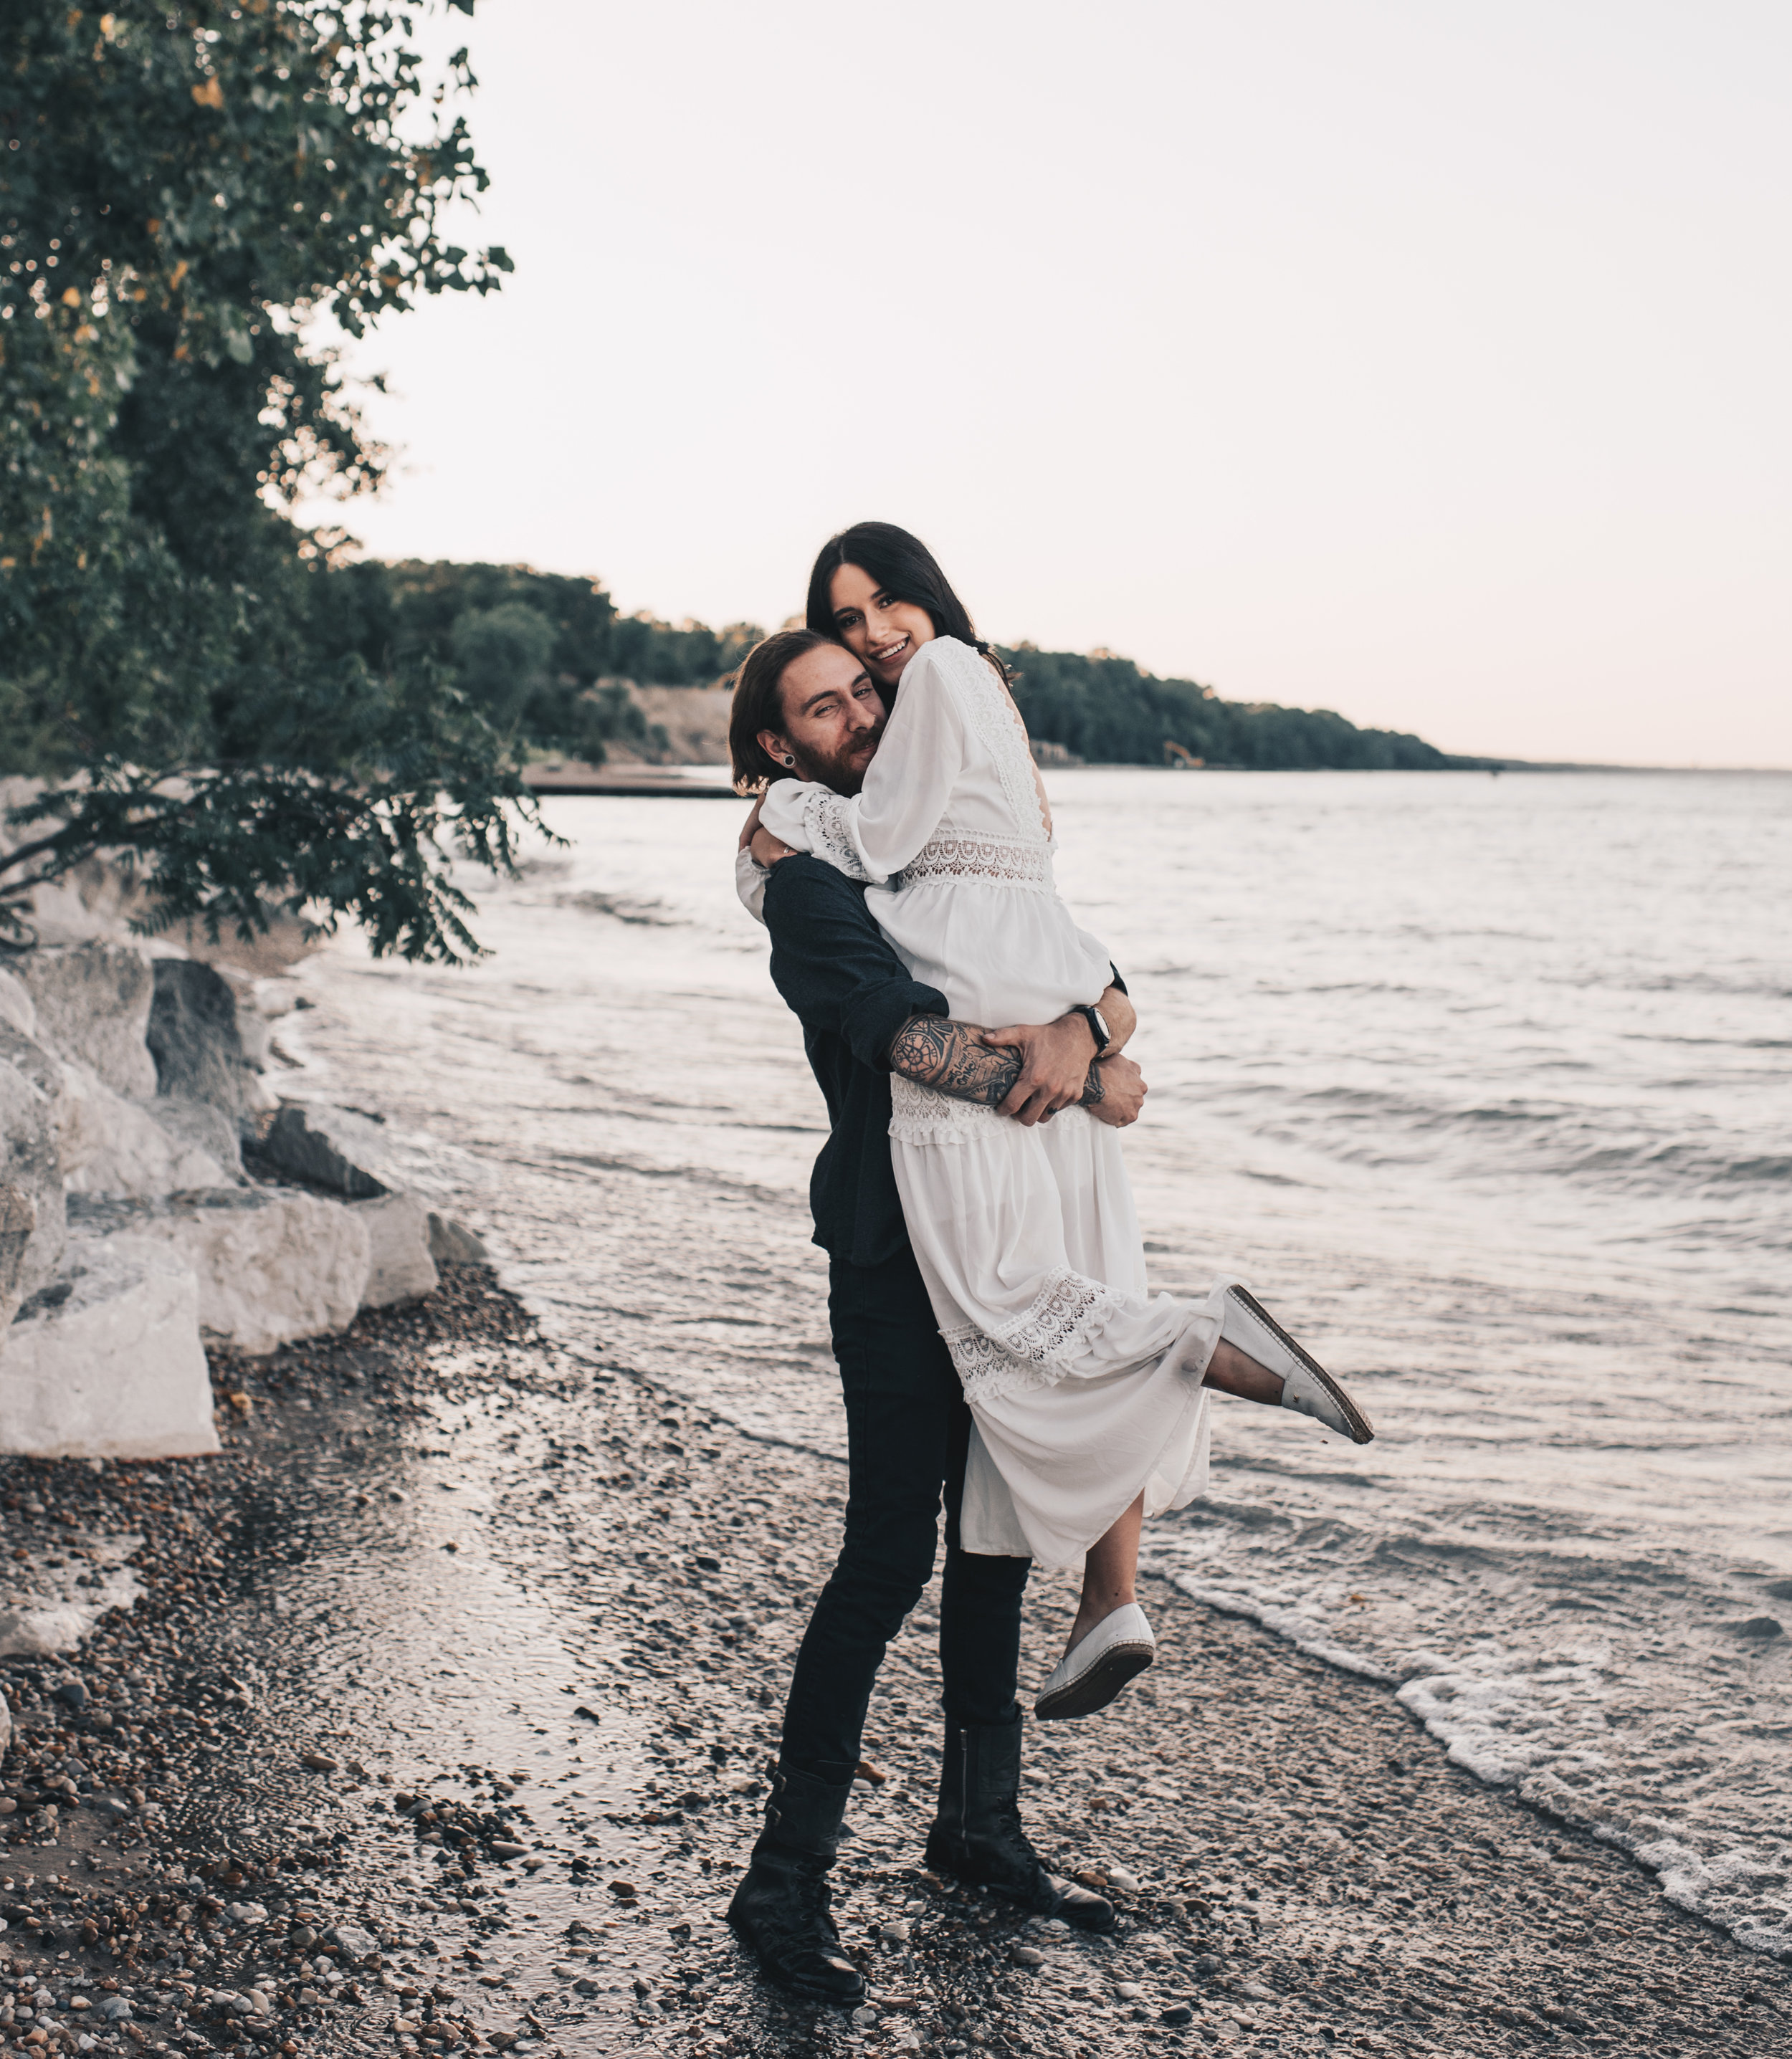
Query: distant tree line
996 644 1475 770
381 563 1475 773
373 559 763 765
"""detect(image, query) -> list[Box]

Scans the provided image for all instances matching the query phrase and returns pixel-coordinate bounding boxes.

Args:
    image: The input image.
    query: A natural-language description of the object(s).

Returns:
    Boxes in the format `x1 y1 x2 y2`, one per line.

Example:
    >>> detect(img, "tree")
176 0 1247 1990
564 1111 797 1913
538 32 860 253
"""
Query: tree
0 1 538 962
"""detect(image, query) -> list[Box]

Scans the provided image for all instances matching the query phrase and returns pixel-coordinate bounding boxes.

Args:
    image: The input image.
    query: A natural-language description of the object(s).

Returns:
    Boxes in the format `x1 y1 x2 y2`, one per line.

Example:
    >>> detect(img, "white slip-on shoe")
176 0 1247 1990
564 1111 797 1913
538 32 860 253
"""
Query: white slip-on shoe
1222 1284 1375 1444
1034 1602 1155 1722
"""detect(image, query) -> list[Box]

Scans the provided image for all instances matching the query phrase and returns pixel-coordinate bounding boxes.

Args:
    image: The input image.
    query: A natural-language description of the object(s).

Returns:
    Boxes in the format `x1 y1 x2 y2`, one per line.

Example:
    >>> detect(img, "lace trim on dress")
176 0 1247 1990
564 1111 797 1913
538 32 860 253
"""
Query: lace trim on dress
936 640 1052 844
898 829 1054 892
789 784 877 882
888 1074 1002 1146
940 1266 1125 1404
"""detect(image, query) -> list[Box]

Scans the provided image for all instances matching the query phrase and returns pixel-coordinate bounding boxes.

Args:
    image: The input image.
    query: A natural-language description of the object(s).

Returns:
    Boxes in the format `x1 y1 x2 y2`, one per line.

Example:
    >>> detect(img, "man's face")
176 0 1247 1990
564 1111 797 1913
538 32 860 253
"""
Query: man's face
758 644 887 795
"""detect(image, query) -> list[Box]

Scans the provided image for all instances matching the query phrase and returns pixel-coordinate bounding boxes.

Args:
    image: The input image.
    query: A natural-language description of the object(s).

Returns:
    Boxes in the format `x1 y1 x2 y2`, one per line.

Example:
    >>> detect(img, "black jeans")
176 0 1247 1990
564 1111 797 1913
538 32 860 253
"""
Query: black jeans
779 1243 1032 1779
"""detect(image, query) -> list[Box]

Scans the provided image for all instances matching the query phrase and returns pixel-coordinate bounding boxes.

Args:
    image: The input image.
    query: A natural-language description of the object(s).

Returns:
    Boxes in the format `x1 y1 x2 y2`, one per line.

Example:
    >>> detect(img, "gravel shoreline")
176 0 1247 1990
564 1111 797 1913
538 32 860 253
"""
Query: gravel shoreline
1 1273 1786 2058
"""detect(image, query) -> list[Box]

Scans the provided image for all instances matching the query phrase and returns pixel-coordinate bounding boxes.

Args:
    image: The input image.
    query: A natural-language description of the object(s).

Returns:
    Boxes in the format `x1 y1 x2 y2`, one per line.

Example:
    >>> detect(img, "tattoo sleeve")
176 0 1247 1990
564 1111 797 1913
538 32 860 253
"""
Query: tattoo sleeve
887 1016 1107 1109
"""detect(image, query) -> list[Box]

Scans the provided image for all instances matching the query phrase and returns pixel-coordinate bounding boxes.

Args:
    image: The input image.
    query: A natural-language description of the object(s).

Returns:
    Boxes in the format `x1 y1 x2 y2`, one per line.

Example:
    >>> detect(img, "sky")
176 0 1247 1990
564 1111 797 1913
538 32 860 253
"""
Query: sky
302 0 1792 767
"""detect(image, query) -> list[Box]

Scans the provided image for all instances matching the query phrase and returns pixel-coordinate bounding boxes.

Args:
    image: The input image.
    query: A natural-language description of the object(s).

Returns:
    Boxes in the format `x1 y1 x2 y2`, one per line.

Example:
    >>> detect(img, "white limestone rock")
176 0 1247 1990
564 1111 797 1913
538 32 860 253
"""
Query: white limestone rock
147 958 272 1116
352 1191 440 1307
59 1063 235 1198
0 968 37 1039
0 1022 68 1317
0 1183 34 1337
148 1094 243 1176
67 1187 371 1355
427 1211 489 1265
258 1099 391 1198
13 940 157 1098
0 1235 218 1458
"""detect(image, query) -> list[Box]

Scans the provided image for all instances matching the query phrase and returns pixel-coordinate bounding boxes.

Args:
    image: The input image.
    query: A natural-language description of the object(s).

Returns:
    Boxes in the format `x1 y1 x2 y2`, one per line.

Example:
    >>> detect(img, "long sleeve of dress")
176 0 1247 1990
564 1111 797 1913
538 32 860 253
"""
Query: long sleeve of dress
757 639 973 884
735 846 771 926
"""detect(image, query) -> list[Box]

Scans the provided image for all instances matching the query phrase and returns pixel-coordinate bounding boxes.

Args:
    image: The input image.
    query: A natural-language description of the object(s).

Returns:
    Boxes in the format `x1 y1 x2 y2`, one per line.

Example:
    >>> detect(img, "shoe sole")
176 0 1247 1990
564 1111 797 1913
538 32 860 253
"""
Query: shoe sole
1229 1285 1375 1444
725 1907 865 2005
921 1839 1117 1933
1034 1640 1155 1721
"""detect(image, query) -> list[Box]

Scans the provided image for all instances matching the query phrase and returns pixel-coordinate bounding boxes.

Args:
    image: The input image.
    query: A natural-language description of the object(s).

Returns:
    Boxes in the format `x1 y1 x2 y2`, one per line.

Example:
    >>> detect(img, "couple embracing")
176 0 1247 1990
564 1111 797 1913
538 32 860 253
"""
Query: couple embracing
724 522 1374 2004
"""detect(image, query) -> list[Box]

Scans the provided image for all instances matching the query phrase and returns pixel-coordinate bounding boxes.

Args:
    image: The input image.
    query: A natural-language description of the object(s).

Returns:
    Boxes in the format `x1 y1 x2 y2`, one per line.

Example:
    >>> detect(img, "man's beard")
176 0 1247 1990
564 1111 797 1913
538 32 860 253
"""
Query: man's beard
791 718 885 796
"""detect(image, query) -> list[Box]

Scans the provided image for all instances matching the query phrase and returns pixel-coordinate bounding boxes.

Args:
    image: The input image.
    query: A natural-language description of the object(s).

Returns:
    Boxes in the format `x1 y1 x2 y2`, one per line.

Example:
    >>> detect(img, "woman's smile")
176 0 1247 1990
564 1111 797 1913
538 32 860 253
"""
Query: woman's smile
827 561 935 686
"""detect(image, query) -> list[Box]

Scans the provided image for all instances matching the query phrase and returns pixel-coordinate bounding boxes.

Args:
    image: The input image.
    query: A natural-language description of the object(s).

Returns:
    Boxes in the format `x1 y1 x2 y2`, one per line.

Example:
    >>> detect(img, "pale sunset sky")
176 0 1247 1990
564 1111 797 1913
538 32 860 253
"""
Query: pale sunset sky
305 0 1791 768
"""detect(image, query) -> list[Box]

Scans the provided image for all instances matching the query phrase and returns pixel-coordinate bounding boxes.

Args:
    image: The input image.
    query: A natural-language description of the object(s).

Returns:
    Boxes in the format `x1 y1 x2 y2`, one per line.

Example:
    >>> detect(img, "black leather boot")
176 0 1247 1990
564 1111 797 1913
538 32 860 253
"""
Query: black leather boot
726 1765 865 2004
925 1716 1115 1931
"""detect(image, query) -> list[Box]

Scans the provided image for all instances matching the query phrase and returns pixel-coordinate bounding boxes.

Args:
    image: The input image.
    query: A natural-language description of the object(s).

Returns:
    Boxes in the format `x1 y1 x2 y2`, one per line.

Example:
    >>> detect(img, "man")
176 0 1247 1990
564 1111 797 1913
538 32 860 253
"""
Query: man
722 628 1145 2004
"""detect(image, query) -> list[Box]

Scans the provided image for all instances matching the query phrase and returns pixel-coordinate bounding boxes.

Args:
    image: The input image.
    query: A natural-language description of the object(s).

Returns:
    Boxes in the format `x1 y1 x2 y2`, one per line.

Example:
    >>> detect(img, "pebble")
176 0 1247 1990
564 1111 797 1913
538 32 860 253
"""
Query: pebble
1 1253 1778 2059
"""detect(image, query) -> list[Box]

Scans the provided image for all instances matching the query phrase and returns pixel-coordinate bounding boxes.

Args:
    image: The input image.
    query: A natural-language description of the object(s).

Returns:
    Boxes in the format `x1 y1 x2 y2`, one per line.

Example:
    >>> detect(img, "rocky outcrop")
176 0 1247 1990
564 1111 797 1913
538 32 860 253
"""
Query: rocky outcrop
259 1100 391 1198
67 1188 371 1355
0 968 37 1039
59 1063 237 1199
147 960 268 1118
13 940 158 1098
428 1211 489 1265
0 1236 219 1458
146 1094 243 1177
0 1183 35 1333
352 1191 440 1306
0 1021 69 1313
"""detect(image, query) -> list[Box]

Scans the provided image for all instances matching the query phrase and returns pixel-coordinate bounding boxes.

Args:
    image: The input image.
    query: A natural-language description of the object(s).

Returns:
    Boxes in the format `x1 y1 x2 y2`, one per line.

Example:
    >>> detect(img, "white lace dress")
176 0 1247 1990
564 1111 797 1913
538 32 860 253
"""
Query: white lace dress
750 636 1227 1569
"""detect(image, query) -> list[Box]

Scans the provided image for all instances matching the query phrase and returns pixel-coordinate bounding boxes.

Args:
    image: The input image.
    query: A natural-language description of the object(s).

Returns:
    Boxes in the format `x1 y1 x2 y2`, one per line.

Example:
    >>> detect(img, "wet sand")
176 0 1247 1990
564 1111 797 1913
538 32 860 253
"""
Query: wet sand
1 1274 1786 2057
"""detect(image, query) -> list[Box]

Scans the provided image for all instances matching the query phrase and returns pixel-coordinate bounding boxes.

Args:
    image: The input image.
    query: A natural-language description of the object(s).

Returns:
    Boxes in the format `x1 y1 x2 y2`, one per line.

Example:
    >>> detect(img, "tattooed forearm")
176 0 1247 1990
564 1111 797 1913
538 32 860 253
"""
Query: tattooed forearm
888 1016 1112 1112
887 1016 1024 1106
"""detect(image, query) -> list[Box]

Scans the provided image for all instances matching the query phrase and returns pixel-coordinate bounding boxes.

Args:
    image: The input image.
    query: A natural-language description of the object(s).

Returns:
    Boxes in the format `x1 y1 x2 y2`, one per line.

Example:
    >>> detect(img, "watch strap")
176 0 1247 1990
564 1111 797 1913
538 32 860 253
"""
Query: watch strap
1073 1004 1112 1059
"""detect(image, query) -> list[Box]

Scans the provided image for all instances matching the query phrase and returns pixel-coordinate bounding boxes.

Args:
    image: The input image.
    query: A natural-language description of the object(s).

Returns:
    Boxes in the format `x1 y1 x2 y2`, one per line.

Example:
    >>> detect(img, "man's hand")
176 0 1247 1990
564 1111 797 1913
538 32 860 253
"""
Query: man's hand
750 826 799 867
1085 1054 1146 1127
983 1014 1100 1126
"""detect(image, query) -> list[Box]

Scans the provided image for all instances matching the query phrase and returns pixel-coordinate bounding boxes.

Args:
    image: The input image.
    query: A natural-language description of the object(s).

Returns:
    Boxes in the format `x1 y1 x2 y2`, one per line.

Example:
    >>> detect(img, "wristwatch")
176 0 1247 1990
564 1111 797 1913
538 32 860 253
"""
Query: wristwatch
1072 1004 1113 1059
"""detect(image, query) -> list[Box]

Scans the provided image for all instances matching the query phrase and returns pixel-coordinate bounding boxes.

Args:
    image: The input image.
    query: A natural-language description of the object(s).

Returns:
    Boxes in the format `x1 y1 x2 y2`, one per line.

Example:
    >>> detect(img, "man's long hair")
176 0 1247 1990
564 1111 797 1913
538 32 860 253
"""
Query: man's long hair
804 522 1008 682
728 627 831 794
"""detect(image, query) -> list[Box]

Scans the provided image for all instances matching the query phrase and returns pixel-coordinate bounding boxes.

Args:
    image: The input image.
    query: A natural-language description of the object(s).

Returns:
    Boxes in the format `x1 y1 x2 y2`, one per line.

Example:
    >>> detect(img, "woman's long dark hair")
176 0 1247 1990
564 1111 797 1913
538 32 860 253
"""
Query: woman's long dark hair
804 522 1007 681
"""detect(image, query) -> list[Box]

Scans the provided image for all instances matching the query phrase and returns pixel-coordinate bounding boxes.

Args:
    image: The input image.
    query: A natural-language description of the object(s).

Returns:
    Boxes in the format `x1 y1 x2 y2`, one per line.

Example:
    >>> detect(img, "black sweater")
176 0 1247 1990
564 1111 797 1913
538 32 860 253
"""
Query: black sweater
761 853 1125 1271
762 854 948 1269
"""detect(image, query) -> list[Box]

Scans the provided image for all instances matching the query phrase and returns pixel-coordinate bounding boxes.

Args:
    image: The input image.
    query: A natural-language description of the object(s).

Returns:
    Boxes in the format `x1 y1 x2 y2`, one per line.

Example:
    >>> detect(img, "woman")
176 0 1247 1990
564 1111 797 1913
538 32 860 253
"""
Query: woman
741 522 1373 1721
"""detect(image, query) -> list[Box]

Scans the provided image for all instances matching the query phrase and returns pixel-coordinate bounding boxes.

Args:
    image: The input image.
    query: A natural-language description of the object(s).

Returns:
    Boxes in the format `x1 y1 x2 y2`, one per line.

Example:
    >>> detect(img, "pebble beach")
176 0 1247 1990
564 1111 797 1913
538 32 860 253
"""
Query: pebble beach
1 1269 1786 2058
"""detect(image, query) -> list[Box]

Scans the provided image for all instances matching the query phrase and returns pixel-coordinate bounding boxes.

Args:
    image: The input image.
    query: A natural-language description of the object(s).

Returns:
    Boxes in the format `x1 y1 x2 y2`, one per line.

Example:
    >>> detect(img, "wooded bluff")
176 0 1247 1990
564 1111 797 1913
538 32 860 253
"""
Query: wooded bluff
381 559 1481 773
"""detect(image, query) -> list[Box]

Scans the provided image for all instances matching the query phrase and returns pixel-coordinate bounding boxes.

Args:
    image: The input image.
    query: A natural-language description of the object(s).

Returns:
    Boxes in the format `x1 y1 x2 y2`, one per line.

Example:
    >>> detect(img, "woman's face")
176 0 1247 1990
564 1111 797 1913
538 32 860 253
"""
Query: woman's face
827 562 935 690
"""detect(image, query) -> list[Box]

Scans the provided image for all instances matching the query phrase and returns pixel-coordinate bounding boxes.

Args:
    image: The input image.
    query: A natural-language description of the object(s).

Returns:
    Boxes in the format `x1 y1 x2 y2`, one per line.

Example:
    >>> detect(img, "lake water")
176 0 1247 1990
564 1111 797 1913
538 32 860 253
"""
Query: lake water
285 767 1792 1962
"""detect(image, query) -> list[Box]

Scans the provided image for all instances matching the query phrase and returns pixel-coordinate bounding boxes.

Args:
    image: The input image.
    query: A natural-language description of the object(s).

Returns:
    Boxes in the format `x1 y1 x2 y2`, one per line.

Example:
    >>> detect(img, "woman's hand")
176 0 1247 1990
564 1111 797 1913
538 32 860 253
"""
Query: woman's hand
750 826 799 867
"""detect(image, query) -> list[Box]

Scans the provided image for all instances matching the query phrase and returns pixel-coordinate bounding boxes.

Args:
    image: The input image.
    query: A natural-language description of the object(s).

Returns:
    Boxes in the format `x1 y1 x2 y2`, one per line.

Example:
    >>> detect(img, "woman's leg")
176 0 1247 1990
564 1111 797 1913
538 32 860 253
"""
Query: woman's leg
1067 1489 1145 1651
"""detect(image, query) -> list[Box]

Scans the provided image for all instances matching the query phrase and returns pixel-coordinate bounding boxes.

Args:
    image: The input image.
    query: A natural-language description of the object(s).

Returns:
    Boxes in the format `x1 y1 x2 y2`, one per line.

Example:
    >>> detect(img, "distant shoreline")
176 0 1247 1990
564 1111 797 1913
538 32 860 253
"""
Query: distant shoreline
520 758 1791 796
